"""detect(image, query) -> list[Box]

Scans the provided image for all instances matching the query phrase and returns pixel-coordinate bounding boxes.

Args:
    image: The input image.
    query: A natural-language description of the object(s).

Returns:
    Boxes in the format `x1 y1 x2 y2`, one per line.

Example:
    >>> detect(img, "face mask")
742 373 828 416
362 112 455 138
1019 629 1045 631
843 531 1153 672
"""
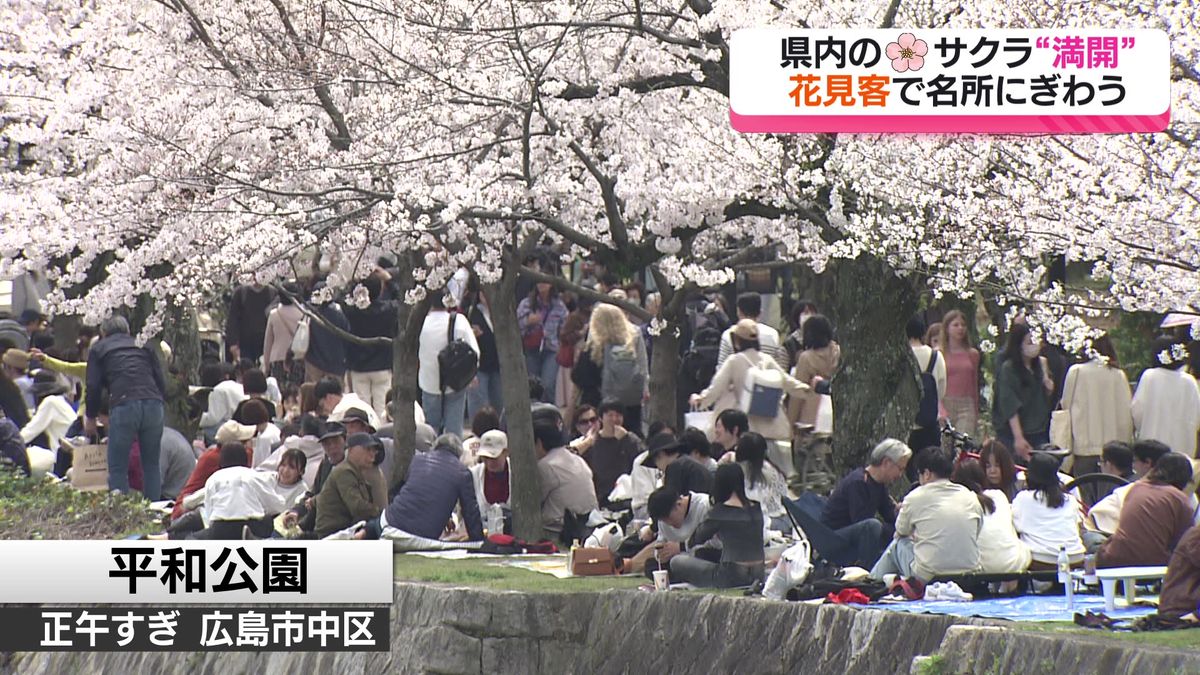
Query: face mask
1022 343 1040 359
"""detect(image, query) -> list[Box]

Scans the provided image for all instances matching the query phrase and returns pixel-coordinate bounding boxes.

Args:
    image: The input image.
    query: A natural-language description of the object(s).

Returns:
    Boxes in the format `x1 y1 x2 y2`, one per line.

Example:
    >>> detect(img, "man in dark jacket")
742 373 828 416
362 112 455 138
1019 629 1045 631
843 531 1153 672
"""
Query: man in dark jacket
225 283 276 364
86 316 167 499
305 284 350 384
343 276 398 420
379 434 484 550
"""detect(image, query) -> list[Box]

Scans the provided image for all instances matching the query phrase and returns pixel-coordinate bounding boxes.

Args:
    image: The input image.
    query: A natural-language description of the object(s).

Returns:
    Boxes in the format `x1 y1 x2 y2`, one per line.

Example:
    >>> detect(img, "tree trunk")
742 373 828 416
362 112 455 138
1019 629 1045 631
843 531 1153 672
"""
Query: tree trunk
162 303 201 440
647 325 680 429
826 253 922 474
646 270 686 429
389 255 429 493
486 271 543 542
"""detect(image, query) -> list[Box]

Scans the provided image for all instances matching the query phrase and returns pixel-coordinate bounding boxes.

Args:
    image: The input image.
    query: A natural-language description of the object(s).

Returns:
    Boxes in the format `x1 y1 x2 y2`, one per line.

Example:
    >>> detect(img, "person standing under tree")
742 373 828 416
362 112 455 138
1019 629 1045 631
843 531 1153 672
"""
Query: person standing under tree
940 309 981 438
86 316 167 500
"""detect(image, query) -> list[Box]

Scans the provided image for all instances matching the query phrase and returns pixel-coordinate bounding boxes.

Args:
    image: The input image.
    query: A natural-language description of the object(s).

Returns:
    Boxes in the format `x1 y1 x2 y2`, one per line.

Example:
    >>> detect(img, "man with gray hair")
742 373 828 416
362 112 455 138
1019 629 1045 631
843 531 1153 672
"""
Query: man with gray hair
85 315 168 500
374 433 484 550
818 438 913 567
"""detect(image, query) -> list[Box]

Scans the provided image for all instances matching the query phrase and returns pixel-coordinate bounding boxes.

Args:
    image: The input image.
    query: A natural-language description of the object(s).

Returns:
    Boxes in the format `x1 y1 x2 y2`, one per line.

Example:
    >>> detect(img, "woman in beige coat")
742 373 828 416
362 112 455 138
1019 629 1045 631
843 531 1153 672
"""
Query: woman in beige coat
691 320 809 442
1060 334 1133 475
788 314 840 427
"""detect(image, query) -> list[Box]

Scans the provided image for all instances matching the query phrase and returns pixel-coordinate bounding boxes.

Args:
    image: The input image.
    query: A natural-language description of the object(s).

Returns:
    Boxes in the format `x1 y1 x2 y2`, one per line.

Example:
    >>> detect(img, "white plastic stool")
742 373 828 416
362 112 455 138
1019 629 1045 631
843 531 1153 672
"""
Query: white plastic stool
1095 566 1168 612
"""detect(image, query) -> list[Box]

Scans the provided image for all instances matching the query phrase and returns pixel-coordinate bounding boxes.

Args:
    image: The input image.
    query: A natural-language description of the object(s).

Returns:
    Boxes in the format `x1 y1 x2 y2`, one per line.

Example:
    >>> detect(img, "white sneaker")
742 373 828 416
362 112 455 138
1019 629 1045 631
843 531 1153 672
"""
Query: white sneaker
322 520 367 540
924 582 943 600
938 582 973 602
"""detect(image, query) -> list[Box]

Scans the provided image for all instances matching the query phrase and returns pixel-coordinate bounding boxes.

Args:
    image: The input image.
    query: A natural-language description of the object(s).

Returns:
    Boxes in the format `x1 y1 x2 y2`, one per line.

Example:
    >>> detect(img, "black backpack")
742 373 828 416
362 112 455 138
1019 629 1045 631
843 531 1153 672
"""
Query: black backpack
915 350 939 429
438 312 479 393
680 326 721 390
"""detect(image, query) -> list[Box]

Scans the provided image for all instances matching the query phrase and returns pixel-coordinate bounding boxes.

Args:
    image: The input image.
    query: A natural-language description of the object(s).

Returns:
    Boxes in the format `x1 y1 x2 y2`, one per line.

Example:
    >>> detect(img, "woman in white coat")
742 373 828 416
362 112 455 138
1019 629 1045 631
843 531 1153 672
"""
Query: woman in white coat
690 320 809 442
1060 334 1133 475
1132 335 1200 458
20 371 77 468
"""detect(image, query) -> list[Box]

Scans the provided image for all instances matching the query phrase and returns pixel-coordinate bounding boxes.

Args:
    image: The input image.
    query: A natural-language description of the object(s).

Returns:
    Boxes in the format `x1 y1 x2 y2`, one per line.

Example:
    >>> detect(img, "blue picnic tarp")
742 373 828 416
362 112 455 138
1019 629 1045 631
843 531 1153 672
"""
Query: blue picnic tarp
864 594 1157 622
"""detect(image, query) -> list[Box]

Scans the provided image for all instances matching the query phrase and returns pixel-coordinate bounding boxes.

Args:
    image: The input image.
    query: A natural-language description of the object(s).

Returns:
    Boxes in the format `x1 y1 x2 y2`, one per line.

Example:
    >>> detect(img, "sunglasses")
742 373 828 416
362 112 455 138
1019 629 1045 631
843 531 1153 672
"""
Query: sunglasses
576 416 598 426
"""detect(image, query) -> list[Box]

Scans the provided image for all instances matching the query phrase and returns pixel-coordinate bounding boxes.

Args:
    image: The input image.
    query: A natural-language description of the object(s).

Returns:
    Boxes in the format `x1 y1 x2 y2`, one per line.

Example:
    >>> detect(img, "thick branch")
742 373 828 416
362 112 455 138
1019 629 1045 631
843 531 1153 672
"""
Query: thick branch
267 0 352 150
519 266 652 321
274 283 392 348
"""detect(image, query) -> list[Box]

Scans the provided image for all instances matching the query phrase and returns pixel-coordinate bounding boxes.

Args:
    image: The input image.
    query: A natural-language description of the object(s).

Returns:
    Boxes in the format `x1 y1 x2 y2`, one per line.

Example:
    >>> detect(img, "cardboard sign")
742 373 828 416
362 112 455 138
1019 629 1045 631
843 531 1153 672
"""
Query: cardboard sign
63 439 108 491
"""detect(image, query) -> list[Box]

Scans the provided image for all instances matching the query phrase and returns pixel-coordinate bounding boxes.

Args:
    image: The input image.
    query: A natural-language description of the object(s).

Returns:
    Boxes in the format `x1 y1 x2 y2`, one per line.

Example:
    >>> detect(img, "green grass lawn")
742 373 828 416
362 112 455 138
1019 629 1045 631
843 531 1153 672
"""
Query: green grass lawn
1013 620 1200 650
393 553 649 593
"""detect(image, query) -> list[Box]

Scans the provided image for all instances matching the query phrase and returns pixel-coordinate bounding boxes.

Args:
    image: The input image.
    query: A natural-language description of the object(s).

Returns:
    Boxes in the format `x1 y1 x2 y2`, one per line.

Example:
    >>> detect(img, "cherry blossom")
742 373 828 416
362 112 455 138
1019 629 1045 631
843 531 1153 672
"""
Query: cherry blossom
886 33 928 72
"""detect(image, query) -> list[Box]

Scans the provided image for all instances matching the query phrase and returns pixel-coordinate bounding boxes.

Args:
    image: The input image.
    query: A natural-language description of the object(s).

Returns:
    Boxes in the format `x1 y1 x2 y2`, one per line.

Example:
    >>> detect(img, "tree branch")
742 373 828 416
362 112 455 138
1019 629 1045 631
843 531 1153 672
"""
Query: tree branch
519 266 652 321
274 283 393 348
266 0 352 150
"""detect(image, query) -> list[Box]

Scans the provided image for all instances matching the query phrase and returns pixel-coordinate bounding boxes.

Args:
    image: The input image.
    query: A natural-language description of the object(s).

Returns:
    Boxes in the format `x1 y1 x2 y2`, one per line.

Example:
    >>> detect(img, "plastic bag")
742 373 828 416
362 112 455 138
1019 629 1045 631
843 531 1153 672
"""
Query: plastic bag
763 536 814 600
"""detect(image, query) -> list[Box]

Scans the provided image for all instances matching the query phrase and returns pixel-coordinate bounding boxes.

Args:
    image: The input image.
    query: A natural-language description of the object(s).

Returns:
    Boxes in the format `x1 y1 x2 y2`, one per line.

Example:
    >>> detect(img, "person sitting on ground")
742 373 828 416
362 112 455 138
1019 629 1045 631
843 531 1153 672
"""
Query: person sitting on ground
710 409 748 457
570 398 641 508
283 421 347 534
1012 452 1085 569
1098 452 1194 569
171 420 256 521
192 445 307 539
19 370 75 457
1084 439 1173 545
625 487 712 575
470 430 510 533
463 406 501 467
1099 441 1136 483
1157 521 1200 621
258 413 326 490
371 433 484 549
727 432 790 532
670 463 765 588
680 427 717 473
951 459 1031 575
232 368 279 422
535 418 599 541
315 432 388 538
979 438 1019 501
870 446 983 582
642 431 714 497
198 362 245 442
159 426 197 501
312 376 343 419
821 438 911 568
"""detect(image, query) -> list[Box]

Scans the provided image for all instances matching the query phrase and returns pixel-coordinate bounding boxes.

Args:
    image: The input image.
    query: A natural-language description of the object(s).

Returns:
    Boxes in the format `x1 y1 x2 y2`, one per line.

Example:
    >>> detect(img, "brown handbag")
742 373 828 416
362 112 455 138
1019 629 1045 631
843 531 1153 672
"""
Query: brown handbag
570 547 617 576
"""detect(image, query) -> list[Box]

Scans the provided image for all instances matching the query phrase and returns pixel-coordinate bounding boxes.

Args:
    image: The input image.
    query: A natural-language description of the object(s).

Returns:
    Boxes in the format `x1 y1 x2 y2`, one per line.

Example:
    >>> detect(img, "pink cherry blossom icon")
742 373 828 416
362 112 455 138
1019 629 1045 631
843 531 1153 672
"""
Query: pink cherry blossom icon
886 33 928 72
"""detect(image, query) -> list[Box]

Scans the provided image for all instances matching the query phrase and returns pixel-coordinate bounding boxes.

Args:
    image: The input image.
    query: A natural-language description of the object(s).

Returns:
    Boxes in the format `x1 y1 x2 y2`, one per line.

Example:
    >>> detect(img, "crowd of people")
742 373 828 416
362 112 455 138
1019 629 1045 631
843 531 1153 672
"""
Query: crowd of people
4 261 1200 618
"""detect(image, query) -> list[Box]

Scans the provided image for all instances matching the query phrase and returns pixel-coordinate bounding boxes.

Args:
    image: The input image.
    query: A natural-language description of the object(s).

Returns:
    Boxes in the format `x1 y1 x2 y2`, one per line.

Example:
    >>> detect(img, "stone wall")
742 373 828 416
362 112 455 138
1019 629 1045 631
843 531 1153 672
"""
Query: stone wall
5 584 1200 675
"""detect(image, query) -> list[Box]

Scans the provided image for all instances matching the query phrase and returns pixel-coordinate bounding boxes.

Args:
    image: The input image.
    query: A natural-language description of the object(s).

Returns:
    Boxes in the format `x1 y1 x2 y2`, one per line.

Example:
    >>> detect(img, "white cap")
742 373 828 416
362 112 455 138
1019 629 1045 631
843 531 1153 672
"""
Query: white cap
476 430 508 459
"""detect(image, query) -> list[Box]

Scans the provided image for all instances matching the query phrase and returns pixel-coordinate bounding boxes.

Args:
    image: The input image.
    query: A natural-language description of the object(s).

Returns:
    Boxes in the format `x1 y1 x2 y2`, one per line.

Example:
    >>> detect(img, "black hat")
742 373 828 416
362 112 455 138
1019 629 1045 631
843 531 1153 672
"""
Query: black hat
346 432 376 450
341 407 376 432
641 432 685 468
30 370 67 399
319 421 347 441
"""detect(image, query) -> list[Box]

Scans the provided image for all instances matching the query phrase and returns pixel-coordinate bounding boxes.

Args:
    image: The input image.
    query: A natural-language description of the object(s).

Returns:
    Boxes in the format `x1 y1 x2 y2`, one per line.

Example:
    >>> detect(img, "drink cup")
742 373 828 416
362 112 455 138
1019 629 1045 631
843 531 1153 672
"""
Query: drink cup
652 570 670 592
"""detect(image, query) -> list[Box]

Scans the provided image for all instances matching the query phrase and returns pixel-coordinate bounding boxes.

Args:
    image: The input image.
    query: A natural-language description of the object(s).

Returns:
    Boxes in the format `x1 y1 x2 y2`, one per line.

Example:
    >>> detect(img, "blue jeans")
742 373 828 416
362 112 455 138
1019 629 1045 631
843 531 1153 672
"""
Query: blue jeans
524 349 558 403
467 369 504 420
835 518 886 569
107 398 164 500
422 389 467 438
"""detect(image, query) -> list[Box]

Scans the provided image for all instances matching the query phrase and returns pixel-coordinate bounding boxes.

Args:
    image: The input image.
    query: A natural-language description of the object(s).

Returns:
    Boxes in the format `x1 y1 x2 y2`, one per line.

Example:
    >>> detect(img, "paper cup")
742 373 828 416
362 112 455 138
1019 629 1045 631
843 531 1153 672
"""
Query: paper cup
652 570 670 592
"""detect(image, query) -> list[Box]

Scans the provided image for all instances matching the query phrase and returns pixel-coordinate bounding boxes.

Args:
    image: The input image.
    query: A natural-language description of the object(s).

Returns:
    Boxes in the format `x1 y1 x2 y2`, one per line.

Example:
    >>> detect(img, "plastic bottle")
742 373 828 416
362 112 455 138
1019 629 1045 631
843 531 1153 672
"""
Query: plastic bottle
1058 545 1074 611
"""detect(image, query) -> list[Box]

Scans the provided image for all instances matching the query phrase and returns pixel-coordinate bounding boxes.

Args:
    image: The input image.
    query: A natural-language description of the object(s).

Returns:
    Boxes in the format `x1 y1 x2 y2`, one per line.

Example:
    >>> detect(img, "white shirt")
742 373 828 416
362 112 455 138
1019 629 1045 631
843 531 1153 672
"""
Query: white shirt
418 311 480 394
251 423 283 468
911 344 947 403
201 466 306 526
630 450 660 520
977 490 1032 574
200 380 245 428
1132 367 1200 457
259 435 326 490
1011 489 1085 563
656 492 711 544
20 395 76 453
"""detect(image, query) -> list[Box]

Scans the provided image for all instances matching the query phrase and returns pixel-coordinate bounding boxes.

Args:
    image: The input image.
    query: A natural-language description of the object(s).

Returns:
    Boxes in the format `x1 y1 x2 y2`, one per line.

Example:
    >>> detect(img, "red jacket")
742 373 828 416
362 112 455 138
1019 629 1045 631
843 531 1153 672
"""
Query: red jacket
170 446 251 519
